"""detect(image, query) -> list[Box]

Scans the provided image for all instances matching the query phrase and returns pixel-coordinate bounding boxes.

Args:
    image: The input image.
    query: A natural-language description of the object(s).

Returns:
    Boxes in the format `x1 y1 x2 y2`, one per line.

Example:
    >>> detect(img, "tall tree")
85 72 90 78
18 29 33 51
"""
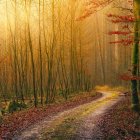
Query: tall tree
131 0 140 110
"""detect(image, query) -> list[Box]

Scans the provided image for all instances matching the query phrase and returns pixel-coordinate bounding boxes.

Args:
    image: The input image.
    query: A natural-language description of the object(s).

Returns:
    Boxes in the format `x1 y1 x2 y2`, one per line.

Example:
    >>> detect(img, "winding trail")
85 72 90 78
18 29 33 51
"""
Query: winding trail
14 91 122 140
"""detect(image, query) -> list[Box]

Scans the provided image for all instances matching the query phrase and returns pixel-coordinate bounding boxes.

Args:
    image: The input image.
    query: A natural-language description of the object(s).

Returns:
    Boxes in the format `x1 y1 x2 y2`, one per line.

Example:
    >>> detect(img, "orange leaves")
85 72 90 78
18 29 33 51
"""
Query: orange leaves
77 0 114 21
108 31 132 35
109 39 133 46
119 73 140 81
107 13 135 46
107 14 135 23
76 10 94 21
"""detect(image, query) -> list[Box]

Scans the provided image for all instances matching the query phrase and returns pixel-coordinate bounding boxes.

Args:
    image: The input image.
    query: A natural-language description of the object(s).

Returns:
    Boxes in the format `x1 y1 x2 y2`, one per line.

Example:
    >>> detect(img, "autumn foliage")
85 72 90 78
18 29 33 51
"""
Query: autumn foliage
76 0 114 20
78 0 136 81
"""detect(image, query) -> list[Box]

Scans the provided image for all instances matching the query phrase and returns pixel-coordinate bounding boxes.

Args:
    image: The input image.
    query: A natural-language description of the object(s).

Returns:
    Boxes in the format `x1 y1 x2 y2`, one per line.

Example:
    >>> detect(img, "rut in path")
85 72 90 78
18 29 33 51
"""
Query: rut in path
14 91 122 140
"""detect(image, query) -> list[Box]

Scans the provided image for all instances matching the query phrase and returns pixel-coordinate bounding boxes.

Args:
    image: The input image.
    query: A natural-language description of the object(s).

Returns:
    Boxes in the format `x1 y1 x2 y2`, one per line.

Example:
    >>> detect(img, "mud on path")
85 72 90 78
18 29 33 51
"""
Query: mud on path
14 91 122 140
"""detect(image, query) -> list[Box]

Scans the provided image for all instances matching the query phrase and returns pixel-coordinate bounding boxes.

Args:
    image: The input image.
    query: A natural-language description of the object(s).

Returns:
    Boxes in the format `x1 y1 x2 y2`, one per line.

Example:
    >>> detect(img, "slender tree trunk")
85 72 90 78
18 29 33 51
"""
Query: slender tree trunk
26 0 38 107
39 0 43 105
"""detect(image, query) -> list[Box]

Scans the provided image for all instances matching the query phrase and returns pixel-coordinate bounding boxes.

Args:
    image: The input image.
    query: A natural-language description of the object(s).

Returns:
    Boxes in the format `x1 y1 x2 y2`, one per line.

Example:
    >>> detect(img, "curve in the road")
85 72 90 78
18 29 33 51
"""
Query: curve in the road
14 91 122 140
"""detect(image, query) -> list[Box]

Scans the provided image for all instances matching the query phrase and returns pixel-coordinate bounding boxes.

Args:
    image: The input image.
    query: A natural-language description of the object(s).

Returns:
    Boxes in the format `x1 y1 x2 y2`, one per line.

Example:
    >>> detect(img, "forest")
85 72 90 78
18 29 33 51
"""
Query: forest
0 0 140 139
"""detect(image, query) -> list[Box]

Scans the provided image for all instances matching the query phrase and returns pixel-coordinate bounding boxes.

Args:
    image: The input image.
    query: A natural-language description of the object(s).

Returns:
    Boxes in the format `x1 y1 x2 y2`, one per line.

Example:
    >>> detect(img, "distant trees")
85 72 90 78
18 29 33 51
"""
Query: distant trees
0 0 92 107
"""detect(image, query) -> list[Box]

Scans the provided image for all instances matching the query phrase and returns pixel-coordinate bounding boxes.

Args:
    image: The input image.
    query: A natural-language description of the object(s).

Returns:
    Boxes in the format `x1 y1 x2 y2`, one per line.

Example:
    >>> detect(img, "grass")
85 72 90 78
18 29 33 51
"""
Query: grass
95 85 128 93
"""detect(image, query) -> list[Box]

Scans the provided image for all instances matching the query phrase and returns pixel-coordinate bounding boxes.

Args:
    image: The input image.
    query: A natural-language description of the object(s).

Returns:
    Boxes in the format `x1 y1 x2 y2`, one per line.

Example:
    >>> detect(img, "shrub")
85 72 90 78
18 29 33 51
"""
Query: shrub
8 101 27 113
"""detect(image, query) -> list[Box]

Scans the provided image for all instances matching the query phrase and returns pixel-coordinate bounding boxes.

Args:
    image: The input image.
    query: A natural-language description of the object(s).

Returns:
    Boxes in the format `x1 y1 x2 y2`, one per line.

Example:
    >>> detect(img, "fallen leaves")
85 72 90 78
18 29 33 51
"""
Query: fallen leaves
0 92 101 139
96 97 140 140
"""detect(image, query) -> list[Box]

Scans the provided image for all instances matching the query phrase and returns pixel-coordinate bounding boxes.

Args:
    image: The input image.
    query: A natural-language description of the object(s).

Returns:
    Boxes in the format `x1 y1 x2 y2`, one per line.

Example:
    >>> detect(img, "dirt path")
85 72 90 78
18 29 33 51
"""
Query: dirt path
76 91 123 139
13 91 122 140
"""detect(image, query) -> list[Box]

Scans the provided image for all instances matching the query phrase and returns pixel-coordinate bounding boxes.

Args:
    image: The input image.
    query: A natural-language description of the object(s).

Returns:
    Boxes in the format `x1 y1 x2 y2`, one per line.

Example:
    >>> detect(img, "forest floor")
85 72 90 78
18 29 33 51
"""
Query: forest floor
0 91 101 139
2 89 139 140
96 95 140 140
13 90 121 140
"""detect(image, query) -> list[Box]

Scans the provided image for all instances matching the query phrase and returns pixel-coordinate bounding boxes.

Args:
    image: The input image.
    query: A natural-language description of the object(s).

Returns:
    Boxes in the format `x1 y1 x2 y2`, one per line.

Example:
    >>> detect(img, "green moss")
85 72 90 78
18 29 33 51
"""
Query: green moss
8 101 27 113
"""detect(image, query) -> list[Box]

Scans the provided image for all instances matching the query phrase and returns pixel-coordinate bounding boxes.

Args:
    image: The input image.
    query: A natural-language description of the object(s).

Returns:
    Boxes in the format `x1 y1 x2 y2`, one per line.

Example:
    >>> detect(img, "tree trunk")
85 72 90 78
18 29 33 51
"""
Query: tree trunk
131 0 140 111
